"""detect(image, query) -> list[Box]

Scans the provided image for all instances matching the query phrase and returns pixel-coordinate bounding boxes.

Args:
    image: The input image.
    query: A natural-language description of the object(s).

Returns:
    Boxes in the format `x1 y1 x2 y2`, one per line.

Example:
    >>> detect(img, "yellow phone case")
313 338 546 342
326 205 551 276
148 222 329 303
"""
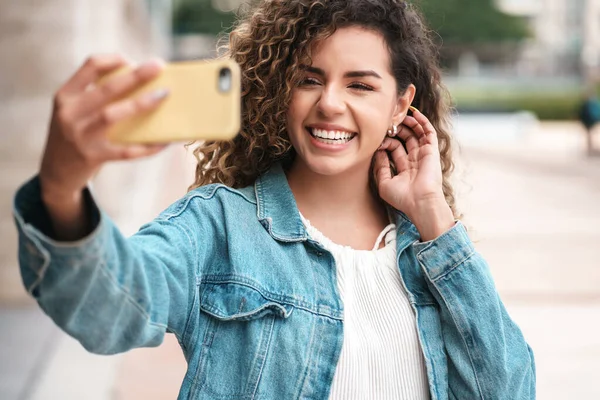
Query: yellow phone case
106 59 241 143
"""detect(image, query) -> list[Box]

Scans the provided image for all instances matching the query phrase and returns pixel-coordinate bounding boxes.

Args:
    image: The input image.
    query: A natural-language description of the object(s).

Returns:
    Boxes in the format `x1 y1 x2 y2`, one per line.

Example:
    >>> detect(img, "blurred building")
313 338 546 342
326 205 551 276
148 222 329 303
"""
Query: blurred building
0 0 172 304
581 0 600 84
498 0 600 81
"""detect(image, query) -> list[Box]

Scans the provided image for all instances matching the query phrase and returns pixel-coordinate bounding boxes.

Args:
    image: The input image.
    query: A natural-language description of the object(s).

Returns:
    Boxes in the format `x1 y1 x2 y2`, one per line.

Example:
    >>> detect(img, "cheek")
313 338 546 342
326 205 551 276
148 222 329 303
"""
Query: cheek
354 104 394 139
287 90 312 121
286 97 305 146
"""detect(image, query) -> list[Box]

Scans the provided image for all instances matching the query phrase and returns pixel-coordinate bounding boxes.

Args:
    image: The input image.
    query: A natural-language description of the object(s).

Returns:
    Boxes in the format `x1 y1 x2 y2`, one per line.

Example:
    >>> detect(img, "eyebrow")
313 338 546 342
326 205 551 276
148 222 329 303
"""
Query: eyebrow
302 66 382 79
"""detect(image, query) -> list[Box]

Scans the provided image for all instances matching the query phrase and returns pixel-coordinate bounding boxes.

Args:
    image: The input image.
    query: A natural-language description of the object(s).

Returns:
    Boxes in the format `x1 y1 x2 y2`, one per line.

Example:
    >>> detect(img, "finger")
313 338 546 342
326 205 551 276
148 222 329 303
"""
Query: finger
387 138 409 173
396 125 420 153
60 54 128 95
406 111 439 149
82 141 169 163
402 116 425 136
378 136 404 152
374 150 393 186
81 87 169 136
83 135 169 163
74 60 165 118
378 137 409 172
105 143 169 161
409 107 436 137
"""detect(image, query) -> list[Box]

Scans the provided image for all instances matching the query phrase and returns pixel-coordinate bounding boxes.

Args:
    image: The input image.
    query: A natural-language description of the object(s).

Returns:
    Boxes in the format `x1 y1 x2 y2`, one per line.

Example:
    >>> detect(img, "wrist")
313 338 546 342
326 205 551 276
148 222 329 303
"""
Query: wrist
39 176 84 207
407 198 455 242
39 177 91 241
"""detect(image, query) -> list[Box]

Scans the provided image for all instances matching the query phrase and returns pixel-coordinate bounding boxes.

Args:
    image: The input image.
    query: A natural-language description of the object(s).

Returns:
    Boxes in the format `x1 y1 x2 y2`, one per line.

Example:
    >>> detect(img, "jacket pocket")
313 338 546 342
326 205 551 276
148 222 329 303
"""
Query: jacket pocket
191 281 293 399
199 281 294 321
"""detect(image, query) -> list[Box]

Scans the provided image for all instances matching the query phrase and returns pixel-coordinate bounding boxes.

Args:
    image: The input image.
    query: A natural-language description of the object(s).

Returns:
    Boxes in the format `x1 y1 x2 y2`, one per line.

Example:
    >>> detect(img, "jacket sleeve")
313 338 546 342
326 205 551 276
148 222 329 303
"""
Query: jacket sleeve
413 222 536 400
13 176 201 355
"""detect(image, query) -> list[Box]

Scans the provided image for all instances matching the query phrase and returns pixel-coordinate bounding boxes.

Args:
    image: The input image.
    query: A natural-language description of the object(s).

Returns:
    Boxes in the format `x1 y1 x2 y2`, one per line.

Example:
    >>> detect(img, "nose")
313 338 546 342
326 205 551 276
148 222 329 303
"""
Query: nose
317 86 346 117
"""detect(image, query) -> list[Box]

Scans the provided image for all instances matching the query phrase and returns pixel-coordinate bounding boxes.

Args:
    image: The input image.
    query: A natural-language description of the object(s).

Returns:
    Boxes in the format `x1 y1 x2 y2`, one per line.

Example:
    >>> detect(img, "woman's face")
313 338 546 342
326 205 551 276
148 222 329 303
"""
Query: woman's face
287 26 415 177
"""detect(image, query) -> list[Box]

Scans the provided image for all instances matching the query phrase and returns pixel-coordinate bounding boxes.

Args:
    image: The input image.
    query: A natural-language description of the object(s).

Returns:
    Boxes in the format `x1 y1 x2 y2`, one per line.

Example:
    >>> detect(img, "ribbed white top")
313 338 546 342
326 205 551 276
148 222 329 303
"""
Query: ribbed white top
301 215 430 400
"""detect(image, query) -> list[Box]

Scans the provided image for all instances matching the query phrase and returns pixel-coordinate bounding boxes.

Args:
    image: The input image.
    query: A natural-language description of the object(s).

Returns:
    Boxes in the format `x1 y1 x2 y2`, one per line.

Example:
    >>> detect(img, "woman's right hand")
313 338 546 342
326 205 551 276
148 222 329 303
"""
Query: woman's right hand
39 54 169 239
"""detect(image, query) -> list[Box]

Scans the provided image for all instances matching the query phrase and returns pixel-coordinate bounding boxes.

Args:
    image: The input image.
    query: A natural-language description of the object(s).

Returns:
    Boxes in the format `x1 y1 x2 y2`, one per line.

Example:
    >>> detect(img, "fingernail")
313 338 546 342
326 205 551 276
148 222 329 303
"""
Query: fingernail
144 58 166 68
147 88 169 102
409 105 420 113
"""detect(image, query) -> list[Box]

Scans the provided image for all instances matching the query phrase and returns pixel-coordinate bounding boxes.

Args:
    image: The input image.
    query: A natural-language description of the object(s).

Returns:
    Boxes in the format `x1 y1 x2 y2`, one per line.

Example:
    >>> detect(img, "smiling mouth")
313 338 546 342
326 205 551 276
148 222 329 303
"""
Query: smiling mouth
307 127 357 145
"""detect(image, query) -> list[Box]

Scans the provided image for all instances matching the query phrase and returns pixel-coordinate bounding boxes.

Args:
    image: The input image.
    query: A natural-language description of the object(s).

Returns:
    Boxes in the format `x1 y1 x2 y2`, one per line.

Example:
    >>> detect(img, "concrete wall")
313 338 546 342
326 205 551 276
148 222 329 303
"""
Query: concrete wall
0 0 190 304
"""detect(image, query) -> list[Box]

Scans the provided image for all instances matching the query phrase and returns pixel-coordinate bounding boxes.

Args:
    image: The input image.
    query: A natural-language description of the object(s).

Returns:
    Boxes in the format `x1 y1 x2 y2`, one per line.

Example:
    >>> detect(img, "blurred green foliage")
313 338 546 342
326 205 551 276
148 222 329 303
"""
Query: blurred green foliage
451 90 584 120
172 0 237 35
416 0 529 44
173 0 529 41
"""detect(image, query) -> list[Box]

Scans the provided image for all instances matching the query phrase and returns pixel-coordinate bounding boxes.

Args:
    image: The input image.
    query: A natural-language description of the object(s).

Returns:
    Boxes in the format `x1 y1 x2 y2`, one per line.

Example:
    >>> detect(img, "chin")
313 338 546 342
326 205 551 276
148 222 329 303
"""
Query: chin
302 154 359 177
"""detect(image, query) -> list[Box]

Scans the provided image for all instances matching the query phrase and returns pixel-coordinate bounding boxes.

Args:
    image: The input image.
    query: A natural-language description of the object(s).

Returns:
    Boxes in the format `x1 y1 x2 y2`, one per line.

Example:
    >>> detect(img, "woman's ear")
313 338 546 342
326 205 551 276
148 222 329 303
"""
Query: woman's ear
392 84 416 125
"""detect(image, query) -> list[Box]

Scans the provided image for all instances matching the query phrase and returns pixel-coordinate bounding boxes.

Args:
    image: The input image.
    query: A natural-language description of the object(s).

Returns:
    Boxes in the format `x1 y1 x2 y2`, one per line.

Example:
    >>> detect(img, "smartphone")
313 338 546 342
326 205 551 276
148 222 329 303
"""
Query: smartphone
104 59 241 143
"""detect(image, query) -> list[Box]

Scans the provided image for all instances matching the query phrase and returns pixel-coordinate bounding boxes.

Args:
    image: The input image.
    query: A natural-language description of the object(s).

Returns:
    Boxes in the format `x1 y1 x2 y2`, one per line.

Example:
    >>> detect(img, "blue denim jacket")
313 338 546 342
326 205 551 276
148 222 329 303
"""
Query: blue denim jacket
14 163 535 399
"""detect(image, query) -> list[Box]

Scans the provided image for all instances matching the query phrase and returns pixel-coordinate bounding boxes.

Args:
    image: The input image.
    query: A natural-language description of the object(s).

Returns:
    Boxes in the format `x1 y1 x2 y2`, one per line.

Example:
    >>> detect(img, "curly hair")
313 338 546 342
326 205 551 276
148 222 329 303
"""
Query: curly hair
189 0 460 219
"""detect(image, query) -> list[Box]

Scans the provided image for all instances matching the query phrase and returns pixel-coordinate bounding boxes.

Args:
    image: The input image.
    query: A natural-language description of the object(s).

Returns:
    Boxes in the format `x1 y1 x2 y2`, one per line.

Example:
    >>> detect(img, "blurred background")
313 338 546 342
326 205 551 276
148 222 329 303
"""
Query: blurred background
1 0 599 398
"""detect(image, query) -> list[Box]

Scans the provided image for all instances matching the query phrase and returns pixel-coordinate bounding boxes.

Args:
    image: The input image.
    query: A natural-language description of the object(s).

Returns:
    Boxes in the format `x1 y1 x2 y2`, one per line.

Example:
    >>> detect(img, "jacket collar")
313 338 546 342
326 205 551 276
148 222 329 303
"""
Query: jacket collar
254 163 421 246
254 163 308 242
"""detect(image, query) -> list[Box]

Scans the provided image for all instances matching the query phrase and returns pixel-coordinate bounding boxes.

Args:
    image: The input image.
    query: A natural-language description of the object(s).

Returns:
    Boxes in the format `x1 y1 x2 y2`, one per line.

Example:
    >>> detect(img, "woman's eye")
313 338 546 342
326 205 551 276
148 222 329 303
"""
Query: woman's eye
299 78 321 86
349 82 374 91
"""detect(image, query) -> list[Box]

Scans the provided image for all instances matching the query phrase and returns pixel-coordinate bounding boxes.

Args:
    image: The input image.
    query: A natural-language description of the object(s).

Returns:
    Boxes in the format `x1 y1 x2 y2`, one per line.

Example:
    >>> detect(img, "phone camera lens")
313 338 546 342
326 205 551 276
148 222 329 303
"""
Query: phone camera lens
218 67 232 93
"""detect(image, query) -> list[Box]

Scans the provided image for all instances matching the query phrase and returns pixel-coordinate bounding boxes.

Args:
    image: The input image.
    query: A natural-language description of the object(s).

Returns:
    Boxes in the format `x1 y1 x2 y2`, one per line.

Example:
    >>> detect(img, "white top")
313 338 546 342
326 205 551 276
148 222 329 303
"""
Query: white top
301 215 430 400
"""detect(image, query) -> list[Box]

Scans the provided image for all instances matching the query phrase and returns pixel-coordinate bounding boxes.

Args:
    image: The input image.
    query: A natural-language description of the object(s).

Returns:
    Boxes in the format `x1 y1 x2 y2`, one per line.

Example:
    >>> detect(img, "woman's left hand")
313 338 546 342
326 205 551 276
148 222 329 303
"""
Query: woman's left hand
374 108 455 241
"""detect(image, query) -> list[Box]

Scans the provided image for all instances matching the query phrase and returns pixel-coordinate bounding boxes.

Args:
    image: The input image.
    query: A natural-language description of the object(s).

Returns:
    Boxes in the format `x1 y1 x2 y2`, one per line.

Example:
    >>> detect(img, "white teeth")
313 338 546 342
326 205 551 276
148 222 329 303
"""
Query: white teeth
311 128 354 141
310 128 355 145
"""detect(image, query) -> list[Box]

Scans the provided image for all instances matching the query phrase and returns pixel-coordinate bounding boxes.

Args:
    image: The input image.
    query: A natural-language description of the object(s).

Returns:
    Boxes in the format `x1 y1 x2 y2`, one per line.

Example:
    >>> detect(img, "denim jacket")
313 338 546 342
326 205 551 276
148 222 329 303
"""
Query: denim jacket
14 163 535 400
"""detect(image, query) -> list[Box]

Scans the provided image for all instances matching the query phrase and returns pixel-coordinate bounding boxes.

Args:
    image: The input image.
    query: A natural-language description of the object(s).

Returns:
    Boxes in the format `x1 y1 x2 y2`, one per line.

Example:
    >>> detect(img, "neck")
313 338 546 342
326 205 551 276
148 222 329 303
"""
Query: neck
286 159 388 227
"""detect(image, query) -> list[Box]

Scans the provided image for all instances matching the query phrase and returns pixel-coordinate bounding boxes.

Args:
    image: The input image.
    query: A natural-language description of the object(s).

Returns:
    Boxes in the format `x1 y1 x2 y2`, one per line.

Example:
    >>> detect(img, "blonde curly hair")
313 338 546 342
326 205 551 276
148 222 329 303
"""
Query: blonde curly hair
189 0 459 218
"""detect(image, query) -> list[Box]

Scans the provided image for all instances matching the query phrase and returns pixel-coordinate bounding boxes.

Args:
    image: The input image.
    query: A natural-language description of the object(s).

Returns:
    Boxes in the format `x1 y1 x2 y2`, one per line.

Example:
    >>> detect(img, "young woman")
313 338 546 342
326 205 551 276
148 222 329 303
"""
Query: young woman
14 0 535 398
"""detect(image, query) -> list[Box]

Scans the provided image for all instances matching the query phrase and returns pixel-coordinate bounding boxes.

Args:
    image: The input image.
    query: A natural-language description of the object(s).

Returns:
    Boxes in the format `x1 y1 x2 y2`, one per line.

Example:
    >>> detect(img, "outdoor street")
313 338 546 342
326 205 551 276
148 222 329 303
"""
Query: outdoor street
1 117 599 399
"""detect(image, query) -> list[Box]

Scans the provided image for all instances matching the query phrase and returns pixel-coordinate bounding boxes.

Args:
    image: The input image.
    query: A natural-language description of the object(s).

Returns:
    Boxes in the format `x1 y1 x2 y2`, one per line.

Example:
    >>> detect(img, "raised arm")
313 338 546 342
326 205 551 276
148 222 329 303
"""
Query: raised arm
12 54 200 354
375 107 535 398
